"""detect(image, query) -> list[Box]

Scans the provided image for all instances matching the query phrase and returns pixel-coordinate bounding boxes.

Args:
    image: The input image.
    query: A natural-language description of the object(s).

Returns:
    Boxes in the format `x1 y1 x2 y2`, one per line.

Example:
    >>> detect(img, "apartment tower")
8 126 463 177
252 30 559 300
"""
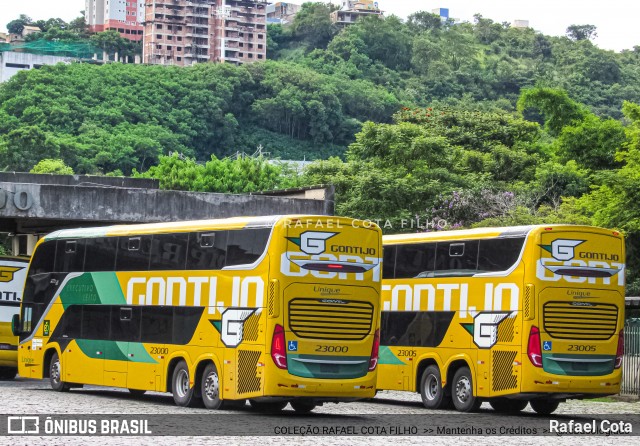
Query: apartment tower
143 0 267 66
85 0 145 41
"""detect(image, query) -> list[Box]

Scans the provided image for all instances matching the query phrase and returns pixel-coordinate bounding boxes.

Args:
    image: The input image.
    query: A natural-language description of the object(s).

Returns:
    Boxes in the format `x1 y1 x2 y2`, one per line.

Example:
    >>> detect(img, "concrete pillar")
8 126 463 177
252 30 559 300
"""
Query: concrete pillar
115 51 119 62
26 235 37 256
103 51 108 62
135 54 141 64
11 236 19 256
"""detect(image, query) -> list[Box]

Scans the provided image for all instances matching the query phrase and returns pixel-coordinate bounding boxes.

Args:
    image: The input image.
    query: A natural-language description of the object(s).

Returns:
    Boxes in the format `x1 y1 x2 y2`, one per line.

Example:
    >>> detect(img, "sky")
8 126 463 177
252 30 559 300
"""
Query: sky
1 0 639 52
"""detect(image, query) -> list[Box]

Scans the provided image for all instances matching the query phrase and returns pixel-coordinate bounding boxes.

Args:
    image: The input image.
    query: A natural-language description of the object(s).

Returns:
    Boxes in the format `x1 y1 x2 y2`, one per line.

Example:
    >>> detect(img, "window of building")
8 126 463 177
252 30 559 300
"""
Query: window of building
156 44 162 49
177 36 182 41
257 54 263 59
177 57 182 61
156 34 162 39
167 35 173 40
258 44 263 49
258 34 263 39
177 47 182 52
248 53 253 58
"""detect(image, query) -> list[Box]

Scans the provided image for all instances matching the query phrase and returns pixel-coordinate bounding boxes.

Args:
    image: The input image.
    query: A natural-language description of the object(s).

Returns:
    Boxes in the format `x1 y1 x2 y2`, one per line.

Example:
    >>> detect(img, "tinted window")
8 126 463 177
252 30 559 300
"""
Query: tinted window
225 228 270 266
141 306 173 343
59 305 82 339
186 231 228 270
30 240 57 275
395 243 436 279
382 246 396 279
55 239 85 273
477 237 525 272
434 240 479 276
173 307 204 344
84 237 117 272
150 233 188 270
380 311 455 347
111 306 141 342
81 305 111 339
116 236 152 271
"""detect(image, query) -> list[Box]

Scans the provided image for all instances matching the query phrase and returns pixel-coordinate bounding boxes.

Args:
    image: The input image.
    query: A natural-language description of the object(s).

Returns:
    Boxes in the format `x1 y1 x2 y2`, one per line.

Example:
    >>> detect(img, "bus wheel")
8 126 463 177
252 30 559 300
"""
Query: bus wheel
172 361 198 407
0 367 17 380
290 401 316 413
49 352 70 392
249 400 287 412
420 365 449 409
530 399 560 415
489 398 527 413
201 363 225 410
128 389 146 397
451 367 481 412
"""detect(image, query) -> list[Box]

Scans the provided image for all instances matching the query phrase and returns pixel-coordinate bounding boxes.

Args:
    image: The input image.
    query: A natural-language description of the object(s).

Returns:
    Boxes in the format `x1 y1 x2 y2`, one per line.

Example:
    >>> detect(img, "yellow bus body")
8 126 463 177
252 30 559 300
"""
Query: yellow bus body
377 225 624 412
0 256 29 378
17 215 381 407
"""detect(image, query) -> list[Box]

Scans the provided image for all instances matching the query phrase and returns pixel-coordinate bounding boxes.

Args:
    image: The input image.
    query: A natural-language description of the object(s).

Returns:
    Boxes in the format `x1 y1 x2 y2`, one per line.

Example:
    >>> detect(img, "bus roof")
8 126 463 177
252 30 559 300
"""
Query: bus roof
42 215 377 240
382 224 620 244
44 215 296 240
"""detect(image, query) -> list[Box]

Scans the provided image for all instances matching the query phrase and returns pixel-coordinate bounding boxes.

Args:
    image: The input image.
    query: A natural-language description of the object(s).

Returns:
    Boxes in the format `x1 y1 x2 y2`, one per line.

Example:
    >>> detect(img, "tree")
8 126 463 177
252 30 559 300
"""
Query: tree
407 11 443 33
6 14 32 34
291 2 337 48
566 24 597 41
90 30 129 54
517 88 589 136
30 159 74 175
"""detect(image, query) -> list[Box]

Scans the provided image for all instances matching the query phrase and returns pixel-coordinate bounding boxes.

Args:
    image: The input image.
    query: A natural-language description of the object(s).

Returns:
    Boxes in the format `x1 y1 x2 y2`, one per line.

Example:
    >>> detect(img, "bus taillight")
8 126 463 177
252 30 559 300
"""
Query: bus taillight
271 324 287 369
527 326 543 367
369 329 380 371
615 329 624 369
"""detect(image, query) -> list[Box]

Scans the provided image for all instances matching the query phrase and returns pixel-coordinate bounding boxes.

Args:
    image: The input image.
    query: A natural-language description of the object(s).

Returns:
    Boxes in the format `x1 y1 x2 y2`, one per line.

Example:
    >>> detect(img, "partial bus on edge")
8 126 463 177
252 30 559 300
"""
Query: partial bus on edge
13 216 382 411
377 225 625 414
0 256 29 379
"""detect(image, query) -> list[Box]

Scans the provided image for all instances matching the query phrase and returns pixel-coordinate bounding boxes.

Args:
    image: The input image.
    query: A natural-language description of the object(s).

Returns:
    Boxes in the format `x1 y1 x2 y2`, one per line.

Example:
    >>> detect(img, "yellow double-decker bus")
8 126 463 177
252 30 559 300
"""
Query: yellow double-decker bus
377 225 625 414
13 215 382 411
0 256 29 380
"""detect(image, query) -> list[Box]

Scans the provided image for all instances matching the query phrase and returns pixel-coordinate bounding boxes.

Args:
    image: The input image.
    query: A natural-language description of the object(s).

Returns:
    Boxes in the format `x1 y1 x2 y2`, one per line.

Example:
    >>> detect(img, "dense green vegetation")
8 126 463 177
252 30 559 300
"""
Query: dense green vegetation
3 6 640 291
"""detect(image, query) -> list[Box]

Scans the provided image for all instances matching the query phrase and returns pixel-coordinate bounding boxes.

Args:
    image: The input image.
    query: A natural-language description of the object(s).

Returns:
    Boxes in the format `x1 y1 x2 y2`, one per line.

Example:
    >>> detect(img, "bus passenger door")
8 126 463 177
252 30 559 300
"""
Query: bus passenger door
126 306 169 392
64 305 107 386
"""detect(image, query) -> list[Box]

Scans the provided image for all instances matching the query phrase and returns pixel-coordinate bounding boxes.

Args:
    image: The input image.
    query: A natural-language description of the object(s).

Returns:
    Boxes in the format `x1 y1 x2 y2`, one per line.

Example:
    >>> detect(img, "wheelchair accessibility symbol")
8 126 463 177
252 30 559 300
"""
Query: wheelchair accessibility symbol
543 341 552 351
288 341 298 351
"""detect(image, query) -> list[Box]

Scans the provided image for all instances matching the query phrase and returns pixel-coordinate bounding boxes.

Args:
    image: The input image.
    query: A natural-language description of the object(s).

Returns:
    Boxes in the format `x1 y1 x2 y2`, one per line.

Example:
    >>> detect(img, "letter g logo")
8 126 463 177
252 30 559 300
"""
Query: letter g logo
287 231 337 255
541 239 585 261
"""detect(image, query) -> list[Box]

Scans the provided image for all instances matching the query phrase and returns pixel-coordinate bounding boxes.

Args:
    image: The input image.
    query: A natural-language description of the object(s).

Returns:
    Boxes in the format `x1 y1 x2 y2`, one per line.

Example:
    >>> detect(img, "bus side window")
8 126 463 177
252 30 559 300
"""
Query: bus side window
395 243 435 279
150 233 188 271
116 236 152 271
225 228 270 267
477 237 525 272
141 307 173 343
434 240 479 276
382 245 397 279
55 239 86 273
81 305 110 340
84 238 118 272
186 231 228 270
29 240 56 275
111 306 141 342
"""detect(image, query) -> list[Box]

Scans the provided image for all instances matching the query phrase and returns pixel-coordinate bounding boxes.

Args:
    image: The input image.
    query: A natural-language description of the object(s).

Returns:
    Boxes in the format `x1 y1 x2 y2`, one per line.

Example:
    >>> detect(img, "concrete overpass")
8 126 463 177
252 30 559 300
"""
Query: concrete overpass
0 172 334 255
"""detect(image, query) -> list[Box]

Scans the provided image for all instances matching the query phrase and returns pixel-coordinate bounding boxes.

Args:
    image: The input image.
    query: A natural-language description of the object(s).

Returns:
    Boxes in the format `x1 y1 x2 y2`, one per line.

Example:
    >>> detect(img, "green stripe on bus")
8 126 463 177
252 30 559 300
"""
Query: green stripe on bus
75 339 157 364
378 346 406 365
59 273 126 309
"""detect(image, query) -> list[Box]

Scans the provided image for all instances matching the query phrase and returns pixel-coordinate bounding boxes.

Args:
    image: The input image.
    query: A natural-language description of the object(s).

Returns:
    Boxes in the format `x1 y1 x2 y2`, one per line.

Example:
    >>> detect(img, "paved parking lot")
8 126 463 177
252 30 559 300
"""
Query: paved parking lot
1 377 638 445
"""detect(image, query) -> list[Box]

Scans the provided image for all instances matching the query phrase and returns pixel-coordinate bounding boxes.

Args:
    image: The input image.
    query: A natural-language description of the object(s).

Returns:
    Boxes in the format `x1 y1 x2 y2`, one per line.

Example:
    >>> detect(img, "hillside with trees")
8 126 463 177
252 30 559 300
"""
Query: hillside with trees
2 5 640 291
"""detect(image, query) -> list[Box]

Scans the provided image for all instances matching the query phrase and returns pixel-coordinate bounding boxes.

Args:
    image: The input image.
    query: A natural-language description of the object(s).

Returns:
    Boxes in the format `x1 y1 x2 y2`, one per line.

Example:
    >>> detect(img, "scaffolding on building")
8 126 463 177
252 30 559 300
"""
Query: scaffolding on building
0 40 99 59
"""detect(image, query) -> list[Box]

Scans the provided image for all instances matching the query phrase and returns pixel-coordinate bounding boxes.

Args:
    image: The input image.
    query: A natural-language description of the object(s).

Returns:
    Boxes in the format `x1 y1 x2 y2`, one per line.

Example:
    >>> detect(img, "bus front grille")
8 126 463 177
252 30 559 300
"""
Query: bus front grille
288 298 374 340
543 301 618 340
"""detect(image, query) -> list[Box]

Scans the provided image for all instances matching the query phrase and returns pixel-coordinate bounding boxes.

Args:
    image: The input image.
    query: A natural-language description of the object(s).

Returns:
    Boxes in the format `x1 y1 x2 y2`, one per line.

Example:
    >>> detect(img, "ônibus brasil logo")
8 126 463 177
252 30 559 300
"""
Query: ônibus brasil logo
286 231 337 255
540 239 585 261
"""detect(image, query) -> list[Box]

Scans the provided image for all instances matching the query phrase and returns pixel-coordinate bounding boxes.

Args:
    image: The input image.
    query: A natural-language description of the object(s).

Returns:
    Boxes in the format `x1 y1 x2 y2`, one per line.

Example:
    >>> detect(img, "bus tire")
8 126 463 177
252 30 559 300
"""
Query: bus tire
128 389 146 397
49 352 70 392
249 400 287 412
0 367 17 380
489 398 527 413
290 401 316 413
530 399 560 415
201 363 225 410
172 361 198 407
451 366 481 412
420 365 449 409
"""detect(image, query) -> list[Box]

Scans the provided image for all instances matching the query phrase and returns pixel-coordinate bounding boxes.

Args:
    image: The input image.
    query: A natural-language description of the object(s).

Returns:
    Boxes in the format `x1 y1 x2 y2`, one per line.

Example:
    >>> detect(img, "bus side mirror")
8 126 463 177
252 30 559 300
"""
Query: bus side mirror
11 314 21 336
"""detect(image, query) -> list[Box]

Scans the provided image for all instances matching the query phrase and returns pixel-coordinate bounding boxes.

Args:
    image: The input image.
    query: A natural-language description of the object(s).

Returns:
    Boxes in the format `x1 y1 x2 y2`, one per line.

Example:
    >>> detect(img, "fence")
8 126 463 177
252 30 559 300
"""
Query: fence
621 324 640 396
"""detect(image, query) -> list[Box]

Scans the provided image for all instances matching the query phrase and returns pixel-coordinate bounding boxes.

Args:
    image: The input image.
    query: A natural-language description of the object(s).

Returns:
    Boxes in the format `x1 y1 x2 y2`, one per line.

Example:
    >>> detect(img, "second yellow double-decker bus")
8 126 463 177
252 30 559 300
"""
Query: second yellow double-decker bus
14 215 382 411
0 256 29 380
377 225 625 414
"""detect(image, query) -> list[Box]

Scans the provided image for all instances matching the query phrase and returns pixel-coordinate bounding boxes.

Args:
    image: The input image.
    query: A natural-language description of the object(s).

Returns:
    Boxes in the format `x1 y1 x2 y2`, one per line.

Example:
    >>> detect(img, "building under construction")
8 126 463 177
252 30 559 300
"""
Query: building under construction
143 0 267 66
